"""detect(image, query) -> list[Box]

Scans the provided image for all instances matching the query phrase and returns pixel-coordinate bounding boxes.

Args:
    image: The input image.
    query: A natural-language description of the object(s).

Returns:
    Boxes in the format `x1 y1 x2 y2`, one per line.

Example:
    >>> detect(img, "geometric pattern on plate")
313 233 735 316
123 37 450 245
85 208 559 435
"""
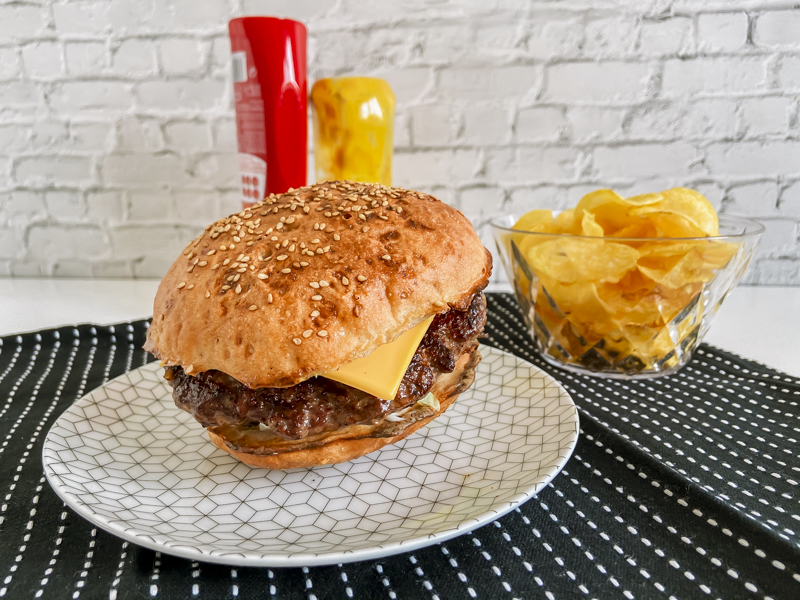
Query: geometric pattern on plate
42 345 579 567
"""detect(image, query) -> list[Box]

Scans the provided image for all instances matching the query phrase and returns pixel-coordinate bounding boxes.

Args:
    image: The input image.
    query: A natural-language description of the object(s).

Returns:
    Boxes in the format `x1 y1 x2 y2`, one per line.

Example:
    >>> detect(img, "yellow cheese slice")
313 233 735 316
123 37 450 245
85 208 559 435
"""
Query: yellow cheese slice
322 316 434 400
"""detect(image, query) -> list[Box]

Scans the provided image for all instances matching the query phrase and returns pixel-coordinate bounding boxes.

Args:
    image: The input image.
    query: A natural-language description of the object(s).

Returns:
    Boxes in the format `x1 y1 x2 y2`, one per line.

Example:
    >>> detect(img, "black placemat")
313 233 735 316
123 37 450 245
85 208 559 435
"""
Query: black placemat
0 293 798 599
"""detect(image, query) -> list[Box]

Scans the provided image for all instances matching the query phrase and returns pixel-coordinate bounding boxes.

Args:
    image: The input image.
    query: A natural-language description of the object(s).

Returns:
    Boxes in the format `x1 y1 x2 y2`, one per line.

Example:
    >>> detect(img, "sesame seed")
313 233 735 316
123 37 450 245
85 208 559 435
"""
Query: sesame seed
362 226 370 232
434 300 444 307
300 242 306 248
357 275 367 282
303 329 312 338
324 211 331 217
235 284 242 294
247 241 254 246
177 282 186 289
310 282 320 289
276 222 284 230
317 330 328 337
276 254 288 261
186 266 194 273
223 258 231 266
382 254 391 260
234 274 241 281
313 223 319 230
293 338 302 345
311 310 320 317
312 238 320 244
289 244 296 251
249 305 258 311
293 262 300 268
229 244 235 250
300 261 309 267
323 246 331 252
333 233 341 241
282 239 288 248
397 207 403 213
241 256 250 262
268 293 273 303
281 268 291 274
237 268 246 273
231 262 240 268
205 290 211 298
311 294 322 301
320 223 326 231
258 273 268 280
379 215 388 220
271 236 278 241
187 252 195 260
222 285 231 290
187 284 195 290
359 214 366 221
320 280 330 287
233 236 241 242
342 276 349 286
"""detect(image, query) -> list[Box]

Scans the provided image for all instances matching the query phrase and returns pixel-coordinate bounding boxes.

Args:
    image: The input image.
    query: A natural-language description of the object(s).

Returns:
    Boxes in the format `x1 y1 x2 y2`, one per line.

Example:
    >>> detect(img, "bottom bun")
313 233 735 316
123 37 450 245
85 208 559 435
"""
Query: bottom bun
207 347 481 470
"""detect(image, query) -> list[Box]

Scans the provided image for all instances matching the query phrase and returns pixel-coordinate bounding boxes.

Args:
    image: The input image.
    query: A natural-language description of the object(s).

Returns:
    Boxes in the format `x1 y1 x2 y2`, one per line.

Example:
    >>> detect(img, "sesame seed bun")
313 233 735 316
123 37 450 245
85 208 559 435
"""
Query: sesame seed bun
206 345 480 469
144 181 492 389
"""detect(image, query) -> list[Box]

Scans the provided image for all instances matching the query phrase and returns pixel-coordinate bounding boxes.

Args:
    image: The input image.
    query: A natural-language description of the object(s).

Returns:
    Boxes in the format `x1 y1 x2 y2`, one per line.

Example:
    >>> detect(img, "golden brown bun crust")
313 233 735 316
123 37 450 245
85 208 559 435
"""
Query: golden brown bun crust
145 181 492 388
207 347 480 469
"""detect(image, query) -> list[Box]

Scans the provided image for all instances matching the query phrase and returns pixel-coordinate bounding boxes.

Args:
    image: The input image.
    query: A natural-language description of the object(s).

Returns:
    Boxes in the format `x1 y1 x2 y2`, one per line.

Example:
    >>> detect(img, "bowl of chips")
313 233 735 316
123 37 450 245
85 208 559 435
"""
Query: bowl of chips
492 188 764 378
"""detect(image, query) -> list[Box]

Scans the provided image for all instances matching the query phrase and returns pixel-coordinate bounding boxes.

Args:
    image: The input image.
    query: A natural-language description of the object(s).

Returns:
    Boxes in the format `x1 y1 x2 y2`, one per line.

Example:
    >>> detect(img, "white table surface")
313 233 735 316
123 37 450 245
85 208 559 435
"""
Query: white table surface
0 278 798 378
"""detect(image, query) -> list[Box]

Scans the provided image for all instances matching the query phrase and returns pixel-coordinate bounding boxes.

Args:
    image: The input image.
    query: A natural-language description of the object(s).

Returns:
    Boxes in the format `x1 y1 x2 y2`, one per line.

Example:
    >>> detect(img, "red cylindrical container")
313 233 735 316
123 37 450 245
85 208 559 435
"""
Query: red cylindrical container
228 17 307 207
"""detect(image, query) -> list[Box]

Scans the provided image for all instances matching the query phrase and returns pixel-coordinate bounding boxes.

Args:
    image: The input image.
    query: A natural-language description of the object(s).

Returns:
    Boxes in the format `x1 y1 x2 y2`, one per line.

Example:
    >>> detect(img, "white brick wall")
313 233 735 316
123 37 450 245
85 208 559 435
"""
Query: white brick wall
1 0 799 284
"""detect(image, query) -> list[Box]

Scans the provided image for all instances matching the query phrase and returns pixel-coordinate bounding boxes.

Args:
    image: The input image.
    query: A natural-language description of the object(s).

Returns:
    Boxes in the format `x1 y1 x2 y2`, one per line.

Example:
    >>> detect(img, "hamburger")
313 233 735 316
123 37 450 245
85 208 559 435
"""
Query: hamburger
144 181 492 469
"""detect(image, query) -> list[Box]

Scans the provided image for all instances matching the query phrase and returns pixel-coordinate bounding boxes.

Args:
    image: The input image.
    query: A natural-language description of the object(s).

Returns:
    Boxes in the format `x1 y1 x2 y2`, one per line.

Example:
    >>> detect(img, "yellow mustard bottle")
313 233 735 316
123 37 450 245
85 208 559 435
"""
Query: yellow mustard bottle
310 77 395 186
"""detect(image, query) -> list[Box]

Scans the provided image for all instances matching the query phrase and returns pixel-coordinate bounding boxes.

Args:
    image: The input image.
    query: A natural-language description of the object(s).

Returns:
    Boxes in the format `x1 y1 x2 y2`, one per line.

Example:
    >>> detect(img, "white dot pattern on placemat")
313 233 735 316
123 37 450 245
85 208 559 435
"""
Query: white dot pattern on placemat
41 345 579 566
1 301 797 599
485 293 800 555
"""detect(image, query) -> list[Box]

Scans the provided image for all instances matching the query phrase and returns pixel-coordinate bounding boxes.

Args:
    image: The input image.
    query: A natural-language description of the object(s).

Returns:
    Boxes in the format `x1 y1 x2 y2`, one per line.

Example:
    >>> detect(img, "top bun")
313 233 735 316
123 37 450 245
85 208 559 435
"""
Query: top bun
144 181 492 388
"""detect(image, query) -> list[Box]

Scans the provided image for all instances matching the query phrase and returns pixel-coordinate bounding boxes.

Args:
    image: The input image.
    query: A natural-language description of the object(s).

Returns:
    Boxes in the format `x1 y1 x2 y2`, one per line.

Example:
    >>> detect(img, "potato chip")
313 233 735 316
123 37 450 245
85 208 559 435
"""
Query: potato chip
696 240 739 270
580 211 604 237
574 189 664 235
538 277 616 344
508 186 739 374
651 213 706 238
610 221 658 238
513 209 554 233
553 208 579 233
527 238 639 284
629 187 719 236
638 241 738 289
512 210 556 260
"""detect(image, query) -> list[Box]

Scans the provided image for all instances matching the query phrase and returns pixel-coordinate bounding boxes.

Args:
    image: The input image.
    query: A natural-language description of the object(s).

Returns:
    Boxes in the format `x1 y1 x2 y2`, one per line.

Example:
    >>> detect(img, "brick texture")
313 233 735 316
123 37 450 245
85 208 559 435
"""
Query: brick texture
0 0 798 283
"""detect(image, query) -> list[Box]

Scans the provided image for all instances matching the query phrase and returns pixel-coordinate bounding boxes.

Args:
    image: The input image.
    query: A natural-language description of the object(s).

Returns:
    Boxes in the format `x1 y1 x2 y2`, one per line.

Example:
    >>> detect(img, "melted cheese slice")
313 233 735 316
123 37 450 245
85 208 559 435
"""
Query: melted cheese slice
322 316 434 400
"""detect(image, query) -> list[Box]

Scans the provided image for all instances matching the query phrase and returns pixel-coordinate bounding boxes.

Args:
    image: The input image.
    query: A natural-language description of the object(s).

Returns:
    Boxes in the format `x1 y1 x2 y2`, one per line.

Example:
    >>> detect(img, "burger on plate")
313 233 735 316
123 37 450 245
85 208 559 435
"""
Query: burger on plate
144 181 492 469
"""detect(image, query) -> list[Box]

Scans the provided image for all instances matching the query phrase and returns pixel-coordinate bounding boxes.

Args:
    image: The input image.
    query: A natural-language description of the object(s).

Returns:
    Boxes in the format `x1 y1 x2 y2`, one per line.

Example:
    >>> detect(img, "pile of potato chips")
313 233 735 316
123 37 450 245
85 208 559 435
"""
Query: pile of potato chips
510 188 739 375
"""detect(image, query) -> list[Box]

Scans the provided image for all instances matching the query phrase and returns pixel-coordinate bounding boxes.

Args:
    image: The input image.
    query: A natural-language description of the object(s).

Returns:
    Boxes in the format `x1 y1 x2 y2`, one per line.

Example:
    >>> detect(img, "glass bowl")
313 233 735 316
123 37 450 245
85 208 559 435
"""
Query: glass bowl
491 214 764 379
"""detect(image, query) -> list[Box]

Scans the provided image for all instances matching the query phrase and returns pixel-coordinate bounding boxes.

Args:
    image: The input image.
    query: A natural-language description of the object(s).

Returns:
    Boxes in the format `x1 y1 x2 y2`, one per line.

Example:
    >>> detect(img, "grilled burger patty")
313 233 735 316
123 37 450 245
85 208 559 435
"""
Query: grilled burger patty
165 293 487 440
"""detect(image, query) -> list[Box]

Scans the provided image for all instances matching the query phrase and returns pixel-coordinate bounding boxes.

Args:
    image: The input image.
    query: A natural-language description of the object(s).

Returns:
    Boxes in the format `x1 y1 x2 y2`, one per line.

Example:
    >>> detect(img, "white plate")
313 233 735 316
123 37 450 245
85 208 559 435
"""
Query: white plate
42 345 578 567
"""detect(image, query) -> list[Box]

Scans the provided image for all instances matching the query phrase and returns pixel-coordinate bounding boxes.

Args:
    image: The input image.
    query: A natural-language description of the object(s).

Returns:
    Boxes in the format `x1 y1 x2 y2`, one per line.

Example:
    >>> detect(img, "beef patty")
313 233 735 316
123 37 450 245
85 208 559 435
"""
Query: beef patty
165 293 487 440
